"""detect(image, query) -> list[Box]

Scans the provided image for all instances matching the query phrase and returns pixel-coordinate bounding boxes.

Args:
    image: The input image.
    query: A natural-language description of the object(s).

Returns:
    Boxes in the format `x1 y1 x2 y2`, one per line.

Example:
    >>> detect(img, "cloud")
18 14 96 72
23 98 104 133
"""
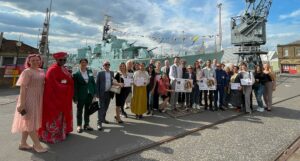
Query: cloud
3 0 295 56
279 9 300 20
190 7 204 12
167 0 183 6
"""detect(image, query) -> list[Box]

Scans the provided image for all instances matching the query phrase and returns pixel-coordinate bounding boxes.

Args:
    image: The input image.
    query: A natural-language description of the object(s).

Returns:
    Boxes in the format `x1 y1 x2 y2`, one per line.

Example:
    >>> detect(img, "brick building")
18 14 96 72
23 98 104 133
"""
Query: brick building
277 40 300 74
0 32 38 87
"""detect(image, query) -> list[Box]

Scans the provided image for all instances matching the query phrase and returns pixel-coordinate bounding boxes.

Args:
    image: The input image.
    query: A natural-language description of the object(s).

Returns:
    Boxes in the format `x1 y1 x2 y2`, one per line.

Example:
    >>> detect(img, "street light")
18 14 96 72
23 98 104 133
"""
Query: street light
15 41 22 68
12 41 22 87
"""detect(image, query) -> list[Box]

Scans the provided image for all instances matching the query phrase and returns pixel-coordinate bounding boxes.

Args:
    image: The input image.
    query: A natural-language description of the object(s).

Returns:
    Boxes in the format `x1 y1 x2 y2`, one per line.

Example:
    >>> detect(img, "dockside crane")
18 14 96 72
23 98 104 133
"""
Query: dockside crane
231 0 272 69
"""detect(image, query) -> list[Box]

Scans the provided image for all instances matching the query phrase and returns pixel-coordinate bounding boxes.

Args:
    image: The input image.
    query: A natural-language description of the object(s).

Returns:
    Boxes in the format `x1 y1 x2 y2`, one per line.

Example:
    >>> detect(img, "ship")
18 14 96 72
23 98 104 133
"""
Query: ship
76 15 223 71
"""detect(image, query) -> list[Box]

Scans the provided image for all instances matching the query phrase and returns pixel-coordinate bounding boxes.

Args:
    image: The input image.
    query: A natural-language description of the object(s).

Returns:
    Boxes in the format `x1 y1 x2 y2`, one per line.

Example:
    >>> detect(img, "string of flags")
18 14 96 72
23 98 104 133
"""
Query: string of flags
110 28 219 46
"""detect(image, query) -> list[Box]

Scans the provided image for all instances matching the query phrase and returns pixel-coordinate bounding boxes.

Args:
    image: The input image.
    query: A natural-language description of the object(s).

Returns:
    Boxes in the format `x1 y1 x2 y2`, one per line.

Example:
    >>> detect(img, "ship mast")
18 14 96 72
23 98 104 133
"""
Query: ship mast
217 3 222 52
102 15 111 41
39 0 52 69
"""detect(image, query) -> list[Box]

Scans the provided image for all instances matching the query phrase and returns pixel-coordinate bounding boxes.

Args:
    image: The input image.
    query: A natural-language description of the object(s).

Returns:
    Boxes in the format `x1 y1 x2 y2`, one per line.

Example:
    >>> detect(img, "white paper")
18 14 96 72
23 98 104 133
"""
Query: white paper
241 78 253 86
135 77 145 86
198 78 216 90
127 73 134 79
230 83 241 90
175 78 193 93
155 75 161 81
124 78 133 87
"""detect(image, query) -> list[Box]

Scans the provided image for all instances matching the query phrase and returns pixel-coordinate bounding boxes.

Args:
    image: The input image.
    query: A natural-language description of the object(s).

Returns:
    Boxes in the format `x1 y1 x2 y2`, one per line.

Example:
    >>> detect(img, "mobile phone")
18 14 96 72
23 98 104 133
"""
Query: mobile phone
19 109 27 116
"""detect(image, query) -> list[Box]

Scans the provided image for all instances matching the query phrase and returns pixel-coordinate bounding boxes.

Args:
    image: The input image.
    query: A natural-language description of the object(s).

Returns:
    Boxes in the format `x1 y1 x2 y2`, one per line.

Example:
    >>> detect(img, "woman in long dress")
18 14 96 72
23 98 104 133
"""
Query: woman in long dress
38 52 74 144
131 63 149 119
11 54 47 153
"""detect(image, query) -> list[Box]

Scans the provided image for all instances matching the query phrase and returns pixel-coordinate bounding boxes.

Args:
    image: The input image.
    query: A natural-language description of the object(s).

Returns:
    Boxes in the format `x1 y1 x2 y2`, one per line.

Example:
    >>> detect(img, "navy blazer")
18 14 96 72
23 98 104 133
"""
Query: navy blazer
96 70 114 98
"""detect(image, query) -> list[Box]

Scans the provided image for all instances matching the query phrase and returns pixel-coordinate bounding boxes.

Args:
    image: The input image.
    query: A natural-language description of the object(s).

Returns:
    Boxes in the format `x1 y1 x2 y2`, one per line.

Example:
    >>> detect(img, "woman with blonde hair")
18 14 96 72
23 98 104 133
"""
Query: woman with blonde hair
11 54 47 153
114 62 128 123
263 63 276 111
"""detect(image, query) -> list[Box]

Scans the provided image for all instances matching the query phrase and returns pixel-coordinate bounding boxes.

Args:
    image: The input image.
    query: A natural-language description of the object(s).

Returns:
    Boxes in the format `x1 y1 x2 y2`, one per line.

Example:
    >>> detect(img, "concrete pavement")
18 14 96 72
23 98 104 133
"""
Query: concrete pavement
0 76 299 161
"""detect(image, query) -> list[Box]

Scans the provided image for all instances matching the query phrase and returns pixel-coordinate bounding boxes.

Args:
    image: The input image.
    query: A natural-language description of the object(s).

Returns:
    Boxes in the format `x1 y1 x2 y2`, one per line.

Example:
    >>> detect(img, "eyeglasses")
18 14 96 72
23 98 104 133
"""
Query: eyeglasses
58 59 66 62
104 64 110 66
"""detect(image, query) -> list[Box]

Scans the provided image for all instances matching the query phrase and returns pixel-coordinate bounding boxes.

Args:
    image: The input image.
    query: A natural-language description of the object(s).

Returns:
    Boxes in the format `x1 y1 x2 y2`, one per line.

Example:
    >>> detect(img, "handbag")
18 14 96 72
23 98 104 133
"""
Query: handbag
109 85 121 94
89 101 99 115
109 73 122 94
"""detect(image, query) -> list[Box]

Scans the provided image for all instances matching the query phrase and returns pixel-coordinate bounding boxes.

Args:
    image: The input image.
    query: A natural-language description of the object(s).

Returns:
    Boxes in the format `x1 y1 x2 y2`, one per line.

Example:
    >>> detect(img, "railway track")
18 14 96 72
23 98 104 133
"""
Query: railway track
108 93 300 161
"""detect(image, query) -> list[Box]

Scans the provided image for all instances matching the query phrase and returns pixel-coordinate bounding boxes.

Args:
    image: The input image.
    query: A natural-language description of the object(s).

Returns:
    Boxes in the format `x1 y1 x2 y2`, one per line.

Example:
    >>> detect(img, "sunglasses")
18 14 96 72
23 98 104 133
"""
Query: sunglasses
104 64 110 66
58 59 67 62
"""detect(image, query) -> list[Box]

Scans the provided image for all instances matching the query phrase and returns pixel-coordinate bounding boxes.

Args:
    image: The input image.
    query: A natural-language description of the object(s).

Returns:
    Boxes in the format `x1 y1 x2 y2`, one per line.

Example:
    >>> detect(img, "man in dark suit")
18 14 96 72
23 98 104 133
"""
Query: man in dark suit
96 61 122 130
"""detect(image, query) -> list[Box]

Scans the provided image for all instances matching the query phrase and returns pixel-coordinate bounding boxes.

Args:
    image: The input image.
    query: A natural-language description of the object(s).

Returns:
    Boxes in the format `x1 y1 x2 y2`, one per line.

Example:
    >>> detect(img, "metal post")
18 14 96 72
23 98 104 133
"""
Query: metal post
12 41 22 87
217 3 222 52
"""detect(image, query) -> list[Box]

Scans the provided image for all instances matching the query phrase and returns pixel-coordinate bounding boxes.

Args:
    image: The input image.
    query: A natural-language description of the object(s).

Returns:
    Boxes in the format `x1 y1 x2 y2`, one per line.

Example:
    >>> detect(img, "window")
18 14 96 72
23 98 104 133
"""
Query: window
2 57 14 66
284 49 289 57
296 48 300 56
17 57 26 65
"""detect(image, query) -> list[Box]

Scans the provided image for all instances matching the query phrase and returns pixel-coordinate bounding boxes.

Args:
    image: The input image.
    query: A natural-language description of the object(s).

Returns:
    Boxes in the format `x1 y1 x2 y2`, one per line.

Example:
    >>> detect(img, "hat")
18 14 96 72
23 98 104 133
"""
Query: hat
187 65 193 69
53 52 67 59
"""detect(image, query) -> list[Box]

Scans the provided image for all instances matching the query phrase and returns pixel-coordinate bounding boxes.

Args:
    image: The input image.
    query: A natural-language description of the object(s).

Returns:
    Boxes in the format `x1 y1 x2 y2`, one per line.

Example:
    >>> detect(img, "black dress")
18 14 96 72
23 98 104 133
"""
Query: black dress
115 72 128 107
229 74 243 107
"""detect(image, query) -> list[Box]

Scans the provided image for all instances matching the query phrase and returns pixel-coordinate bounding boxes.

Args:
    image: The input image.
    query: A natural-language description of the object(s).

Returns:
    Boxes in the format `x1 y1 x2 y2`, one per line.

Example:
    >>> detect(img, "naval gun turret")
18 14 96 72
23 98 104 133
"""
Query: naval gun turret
231 0 272 69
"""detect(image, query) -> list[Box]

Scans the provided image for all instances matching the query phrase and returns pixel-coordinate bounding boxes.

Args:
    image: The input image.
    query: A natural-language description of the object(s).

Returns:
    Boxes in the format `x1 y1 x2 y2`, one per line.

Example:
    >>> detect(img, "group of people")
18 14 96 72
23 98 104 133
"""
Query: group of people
11 52 276 153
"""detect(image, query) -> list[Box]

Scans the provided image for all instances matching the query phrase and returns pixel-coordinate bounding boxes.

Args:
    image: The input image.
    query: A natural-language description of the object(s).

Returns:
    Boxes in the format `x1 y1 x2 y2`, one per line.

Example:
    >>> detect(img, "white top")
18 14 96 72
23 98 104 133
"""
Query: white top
195 68 203 80
80 69 89 83
202 67 216 79
133 70 150 86
105 71 111 91
169 64 182 81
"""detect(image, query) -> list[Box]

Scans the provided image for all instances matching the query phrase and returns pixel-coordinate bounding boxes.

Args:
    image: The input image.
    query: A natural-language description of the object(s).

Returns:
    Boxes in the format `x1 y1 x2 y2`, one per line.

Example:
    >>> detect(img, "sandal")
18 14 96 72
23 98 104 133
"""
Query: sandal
18 144 32 151
33 145 47 153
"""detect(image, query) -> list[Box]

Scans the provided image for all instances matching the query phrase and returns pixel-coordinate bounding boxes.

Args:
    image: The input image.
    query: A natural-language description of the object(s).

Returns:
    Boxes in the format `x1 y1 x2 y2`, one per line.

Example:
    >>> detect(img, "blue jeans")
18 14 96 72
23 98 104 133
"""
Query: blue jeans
193 85 200 105
214 85 224 108
253 84 264 108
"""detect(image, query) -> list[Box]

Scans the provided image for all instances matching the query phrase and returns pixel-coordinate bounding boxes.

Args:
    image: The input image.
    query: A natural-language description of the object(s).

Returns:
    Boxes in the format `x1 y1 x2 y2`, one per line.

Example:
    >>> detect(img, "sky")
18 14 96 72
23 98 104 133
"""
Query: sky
0 0 299 55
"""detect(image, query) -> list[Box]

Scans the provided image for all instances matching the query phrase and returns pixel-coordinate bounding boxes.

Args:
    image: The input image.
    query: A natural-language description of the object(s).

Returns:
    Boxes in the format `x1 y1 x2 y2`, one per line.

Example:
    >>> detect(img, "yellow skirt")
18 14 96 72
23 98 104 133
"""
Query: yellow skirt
131 85 147 115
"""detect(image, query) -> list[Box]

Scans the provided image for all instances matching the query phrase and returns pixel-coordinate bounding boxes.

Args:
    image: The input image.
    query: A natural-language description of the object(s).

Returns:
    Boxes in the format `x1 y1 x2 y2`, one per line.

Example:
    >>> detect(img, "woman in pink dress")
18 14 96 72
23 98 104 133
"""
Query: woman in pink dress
11 54 47 153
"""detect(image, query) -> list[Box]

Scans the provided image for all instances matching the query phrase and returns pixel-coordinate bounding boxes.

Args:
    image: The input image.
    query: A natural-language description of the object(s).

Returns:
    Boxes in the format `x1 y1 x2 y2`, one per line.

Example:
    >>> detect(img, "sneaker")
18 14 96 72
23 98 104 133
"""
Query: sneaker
196 105 201 110
192 104 196 109
256 107 264 112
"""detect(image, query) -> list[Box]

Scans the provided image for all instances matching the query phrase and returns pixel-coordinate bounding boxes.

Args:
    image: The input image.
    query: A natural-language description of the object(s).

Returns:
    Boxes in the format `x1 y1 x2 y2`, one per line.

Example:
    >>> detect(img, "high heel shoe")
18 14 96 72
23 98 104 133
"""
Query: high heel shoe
114 116 124 124
121 111 128 118
33 145 47 153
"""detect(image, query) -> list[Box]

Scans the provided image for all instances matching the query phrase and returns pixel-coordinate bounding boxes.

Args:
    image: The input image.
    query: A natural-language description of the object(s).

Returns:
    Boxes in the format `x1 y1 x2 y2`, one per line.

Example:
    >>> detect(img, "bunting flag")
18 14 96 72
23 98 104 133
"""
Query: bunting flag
104 28 217 45
192 35 200 45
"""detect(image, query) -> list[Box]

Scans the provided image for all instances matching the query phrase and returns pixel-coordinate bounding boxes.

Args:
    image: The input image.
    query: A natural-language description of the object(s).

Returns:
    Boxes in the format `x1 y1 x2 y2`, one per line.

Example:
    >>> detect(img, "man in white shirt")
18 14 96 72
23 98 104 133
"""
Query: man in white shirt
169 57 182 111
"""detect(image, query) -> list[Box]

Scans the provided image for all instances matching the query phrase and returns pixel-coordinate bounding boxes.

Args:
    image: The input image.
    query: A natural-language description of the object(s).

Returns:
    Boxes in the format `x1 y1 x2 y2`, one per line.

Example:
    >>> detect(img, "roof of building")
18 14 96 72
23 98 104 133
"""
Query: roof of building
288 40 300 45
0 38 38 54
278 40 300 47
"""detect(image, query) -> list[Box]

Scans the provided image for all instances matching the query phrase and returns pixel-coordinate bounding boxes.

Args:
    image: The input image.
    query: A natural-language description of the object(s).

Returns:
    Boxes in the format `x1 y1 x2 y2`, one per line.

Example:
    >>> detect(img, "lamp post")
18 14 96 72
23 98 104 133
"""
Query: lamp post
12 41 22 87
